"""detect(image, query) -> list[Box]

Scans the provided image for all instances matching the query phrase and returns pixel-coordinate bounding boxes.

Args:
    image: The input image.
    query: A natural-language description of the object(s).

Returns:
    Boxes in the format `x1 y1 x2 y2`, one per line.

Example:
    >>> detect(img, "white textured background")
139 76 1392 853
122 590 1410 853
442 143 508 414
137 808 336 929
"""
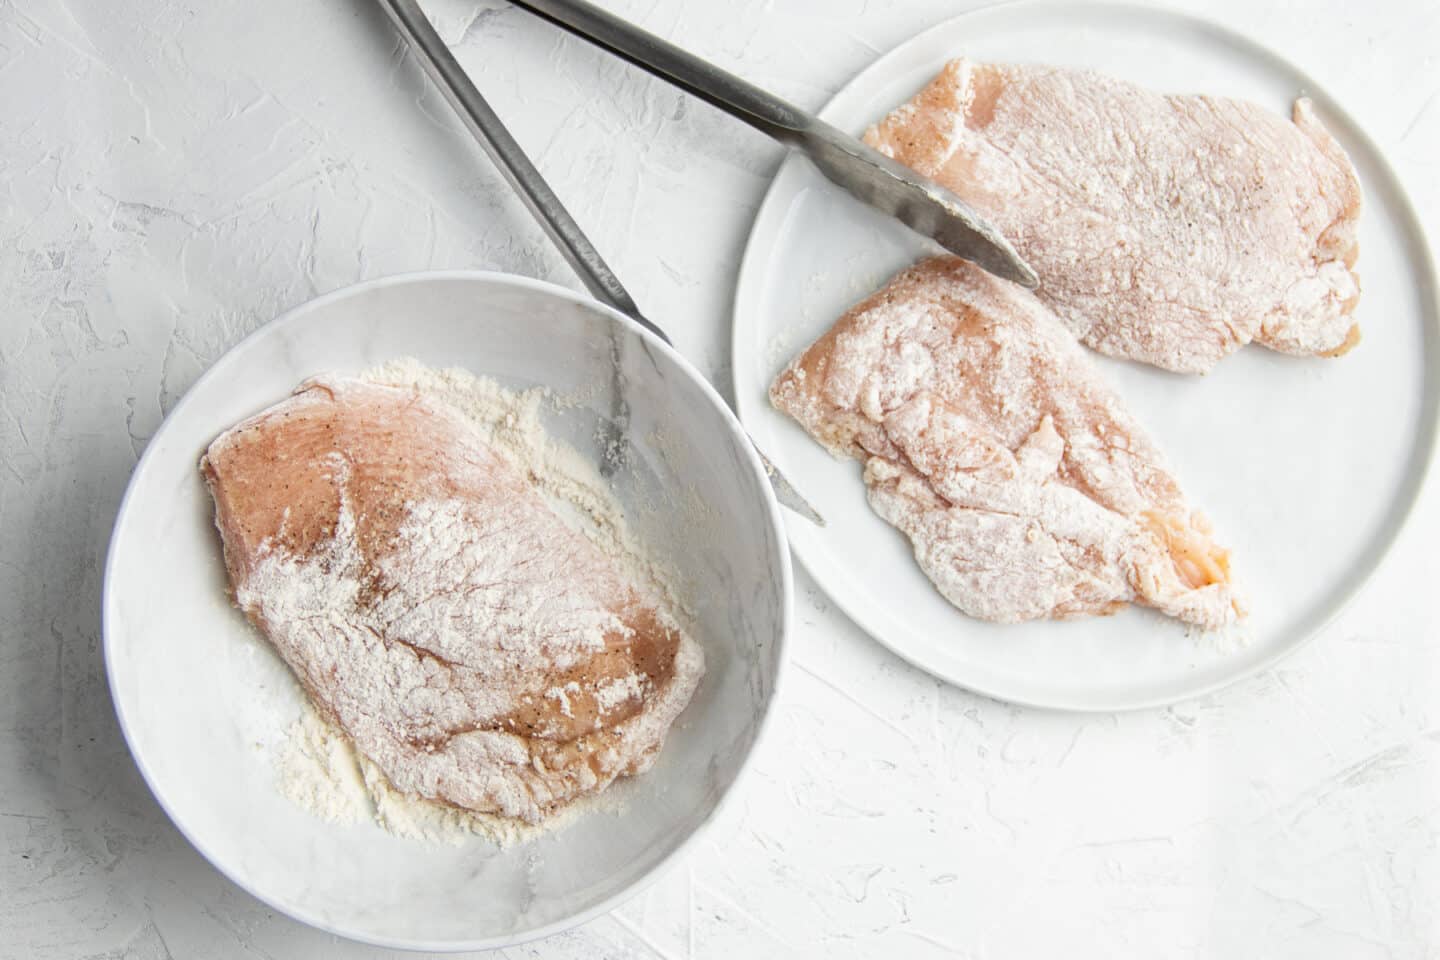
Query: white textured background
3 0 1439 957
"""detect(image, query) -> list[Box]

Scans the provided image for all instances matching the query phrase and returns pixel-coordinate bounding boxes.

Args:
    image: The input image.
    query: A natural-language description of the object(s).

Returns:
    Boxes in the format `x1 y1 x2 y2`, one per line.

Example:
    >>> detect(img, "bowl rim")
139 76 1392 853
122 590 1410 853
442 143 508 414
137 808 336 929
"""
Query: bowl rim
101 269 794 952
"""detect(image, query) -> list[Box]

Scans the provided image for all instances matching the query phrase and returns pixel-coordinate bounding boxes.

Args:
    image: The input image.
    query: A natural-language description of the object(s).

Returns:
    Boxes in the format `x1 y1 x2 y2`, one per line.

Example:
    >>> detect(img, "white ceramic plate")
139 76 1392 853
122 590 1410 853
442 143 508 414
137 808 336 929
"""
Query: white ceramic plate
104 273 791 950
733 2 1437 710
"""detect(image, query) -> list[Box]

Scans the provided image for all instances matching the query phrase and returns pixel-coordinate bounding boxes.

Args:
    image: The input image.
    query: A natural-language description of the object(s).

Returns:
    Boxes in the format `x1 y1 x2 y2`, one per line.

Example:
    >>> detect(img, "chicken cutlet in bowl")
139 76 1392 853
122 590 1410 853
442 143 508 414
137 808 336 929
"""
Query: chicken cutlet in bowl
103 272 790 950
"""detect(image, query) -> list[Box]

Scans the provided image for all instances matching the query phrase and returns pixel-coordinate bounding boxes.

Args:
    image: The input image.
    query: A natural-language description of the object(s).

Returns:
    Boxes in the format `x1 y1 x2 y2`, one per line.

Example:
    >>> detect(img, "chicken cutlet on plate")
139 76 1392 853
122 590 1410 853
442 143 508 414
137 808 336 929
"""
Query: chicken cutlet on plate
866 59 1361 373
202 376 703 825
771 257 1243 629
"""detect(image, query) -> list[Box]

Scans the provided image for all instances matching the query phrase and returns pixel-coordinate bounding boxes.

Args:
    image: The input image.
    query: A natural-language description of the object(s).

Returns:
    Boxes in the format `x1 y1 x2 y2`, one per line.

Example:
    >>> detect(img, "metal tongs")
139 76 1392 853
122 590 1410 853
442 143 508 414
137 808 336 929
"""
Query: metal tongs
378 0 831 524
373 0 1031 523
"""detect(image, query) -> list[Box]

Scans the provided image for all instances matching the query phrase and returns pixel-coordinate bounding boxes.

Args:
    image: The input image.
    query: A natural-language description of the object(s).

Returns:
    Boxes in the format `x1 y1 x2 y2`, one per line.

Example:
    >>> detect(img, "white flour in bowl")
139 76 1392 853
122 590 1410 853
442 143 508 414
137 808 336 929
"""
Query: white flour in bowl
275 701 617 846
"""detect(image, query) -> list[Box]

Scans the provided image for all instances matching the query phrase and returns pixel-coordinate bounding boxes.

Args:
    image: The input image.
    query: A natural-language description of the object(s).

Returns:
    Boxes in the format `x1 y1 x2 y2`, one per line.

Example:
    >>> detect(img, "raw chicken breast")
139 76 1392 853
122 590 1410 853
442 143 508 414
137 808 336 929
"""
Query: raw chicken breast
771 257 1243 628
202 376 702 823
866 59 1361 373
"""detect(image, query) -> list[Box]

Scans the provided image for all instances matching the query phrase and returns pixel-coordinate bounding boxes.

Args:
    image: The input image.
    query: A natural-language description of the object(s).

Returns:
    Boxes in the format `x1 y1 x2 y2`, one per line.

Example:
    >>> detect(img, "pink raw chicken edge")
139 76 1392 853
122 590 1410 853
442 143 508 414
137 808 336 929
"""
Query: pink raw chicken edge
770 257 1245 629
866 59 1362 373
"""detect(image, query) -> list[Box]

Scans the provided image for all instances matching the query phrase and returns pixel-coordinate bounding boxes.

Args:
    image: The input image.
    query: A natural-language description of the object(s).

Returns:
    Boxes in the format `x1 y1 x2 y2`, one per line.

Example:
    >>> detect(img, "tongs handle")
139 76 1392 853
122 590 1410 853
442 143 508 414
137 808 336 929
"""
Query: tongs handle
508 0 1037 289
512 0 810 142
376 0 669 341
374 0 826 525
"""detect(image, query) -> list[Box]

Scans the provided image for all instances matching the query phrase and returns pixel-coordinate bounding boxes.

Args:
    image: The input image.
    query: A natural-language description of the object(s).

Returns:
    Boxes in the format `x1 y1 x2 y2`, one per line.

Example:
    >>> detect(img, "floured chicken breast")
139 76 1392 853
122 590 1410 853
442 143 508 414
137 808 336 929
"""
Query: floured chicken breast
771 257 1243 628
202 377 702 824
866 59 1361 373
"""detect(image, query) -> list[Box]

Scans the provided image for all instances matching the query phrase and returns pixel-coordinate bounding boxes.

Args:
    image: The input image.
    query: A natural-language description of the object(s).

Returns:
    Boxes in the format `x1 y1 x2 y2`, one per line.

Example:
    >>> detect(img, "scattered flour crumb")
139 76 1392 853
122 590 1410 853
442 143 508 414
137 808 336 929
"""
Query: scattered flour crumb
274 704 369 825
1186 618 1253 651
545 680 581 719
594 673 645 712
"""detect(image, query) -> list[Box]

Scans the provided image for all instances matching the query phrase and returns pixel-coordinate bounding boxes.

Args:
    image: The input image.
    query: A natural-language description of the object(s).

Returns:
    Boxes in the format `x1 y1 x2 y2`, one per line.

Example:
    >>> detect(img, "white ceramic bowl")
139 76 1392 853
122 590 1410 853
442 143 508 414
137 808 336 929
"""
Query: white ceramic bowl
103 272 791 951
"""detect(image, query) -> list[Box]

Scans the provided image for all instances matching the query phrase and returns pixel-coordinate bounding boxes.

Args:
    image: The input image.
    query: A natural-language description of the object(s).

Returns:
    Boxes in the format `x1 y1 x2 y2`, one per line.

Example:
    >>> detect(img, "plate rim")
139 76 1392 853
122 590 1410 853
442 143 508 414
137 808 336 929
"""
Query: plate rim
102 269 795 952
731 0 1440 711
